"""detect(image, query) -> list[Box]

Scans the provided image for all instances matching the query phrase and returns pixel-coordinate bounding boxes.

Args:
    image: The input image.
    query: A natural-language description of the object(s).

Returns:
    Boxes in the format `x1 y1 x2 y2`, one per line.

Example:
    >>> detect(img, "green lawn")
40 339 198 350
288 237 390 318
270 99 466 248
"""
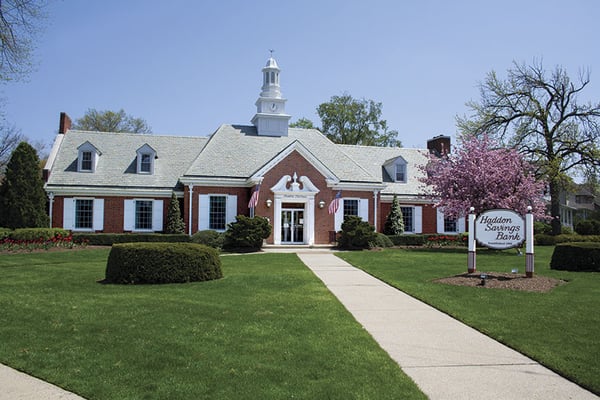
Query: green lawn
0 249 425 400
337 247 600 395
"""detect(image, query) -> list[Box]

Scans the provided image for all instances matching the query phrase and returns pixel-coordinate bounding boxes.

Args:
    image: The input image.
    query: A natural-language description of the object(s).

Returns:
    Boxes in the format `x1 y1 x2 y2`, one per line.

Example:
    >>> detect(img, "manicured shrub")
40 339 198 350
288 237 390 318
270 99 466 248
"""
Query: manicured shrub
191 230 224 249
535 233 600 245
72 233 191 246
550 242 600 272
165 192 185 234
534 221 552 235
424 234 468 247
387 234 427 246
575 220 600 235
9 228 70 241
223 216 271 252
369 233 393 248
338 216 377 250
105 242 222 284
0 228 11 240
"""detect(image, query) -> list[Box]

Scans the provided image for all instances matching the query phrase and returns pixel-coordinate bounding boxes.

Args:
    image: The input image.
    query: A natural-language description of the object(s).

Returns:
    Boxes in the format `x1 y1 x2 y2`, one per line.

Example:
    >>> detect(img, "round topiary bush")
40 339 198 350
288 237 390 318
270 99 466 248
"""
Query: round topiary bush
550 242 600 272
191 230 224 249
338 215 377 250
105 242 222 284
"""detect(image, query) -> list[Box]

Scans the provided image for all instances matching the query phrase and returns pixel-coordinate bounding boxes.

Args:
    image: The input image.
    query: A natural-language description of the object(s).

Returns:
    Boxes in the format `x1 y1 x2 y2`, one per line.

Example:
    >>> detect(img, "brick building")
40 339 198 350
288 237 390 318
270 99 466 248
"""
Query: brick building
43 56 464 245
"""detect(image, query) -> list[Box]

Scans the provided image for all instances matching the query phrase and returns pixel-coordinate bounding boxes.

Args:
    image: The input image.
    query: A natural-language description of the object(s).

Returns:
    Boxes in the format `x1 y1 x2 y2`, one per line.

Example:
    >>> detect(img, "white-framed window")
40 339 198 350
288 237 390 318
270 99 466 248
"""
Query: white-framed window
77 142 100 172
334 197 369 231
198 194 237 232
400 206 422 233
136 144 156 174
436 209 465 233
124 199 164 232
343 199 359 217
63 198 104 231
395 162 406 183
209 196 227 230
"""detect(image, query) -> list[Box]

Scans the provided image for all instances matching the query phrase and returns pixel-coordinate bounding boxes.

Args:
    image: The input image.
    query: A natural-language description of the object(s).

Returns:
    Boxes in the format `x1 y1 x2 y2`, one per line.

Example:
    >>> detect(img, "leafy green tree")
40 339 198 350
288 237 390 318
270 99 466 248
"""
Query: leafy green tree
317 94 401 147
0 0 47 82
384 194 404 235
289 117 316 129
0 141 49 228
457 61 600 234
73 109 152 133
165 192 185 234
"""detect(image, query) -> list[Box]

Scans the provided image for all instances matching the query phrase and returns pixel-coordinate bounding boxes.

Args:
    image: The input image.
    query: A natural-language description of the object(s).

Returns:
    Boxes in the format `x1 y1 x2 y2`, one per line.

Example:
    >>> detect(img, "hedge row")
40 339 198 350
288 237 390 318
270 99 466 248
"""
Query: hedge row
72 233 191 246
535 234 600 246
1 228 71 241
550 242 600 272
105 242 222 284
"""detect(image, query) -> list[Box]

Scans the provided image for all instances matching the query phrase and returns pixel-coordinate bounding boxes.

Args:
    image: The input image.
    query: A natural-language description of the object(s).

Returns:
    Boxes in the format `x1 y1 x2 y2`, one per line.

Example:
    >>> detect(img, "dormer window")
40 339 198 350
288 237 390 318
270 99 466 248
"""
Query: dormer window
136 144 156 174
77 142 100 172
384 156 408 183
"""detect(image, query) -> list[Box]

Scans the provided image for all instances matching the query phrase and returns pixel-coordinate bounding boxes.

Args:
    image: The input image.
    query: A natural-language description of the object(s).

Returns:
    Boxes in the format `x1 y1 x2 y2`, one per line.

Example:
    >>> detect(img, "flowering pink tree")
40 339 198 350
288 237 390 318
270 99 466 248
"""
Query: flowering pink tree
422 135 547 219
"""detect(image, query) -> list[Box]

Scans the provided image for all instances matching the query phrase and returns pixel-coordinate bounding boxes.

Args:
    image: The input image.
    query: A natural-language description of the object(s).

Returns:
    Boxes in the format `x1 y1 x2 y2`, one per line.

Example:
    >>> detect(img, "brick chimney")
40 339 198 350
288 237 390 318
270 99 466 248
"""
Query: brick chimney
427 135 451 157
59 112 72 134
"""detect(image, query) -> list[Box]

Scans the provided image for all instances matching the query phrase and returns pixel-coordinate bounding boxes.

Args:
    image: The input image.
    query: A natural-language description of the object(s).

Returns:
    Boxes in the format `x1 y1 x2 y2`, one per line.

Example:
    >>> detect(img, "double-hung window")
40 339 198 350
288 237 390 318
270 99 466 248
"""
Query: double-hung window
75 199 94 229
140 154 152 173
135 200 153 230
401 207 414 232
343 199 359 217
80 151 93 171
209 196 227 230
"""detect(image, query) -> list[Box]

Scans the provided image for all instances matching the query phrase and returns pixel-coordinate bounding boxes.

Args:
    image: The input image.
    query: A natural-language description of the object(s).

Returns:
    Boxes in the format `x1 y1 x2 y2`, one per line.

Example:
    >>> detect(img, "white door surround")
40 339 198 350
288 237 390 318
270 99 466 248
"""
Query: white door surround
270 173 319 245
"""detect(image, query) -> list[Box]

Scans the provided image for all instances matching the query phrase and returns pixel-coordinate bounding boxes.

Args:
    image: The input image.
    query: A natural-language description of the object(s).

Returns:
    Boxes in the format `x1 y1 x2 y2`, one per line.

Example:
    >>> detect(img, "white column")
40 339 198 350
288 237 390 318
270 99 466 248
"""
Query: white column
373 190 379 232
187 184 194 236
526 206 534 278
468 207 476 273
273 196 282 245
306 197 315 245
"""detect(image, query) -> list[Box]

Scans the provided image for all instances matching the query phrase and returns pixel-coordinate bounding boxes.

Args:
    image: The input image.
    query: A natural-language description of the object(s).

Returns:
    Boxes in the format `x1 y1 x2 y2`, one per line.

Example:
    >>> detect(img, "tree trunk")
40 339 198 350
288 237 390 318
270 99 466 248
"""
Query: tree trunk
549 180 562 235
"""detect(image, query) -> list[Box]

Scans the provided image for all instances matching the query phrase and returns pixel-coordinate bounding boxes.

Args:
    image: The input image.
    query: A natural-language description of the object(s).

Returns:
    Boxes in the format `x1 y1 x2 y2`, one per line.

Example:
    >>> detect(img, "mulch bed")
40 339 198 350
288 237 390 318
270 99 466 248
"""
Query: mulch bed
435 272 566 293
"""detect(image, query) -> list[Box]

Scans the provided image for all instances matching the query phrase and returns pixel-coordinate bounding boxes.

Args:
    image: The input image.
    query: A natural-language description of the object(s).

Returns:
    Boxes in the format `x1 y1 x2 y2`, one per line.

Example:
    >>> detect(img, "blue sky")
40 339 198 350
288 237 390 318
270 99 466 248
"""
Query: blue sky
2 0 599 151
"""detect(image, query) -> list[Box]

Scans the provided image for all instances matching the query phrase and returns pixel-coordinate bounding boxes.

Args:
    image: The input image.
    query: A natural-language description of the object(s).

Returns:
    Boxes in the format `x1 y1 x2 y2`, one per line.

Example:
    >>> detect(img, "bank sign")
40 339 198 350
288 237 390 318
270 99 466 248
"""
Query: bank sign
475 209 525 250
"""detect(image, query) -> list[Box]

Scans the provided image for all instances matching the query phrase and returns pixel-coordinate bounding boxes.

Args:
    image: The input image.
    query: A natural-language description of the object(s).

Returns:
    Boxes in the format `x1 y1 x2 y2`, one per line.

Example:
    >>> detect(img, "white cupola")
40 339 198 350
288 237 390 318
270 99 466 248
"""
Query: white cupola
251 53 291 137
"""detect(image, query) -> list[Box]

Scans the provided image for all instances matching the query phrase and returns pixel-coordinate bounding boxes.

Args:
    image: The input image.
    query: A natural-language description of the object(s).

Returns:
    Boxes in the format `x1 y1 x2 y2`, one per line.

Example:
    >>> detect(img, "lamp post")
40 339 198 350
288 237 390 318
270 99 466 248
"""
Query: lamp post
48 192 55 228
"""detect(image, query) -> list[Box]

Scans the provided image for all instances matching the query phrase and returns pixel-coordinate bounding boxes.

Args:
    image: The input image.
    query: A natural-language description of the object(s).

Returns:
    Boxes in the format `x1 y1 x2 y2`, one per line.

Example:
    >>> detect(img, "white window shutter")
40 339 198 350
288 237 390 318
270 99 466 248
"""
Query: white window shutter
198 195 209 231
153 200 163 231
436 209 444 233
226 195 238 226
458 216 466 233
63 198 74 229
123 200 134 231
359 198 369 222
93 199 104 231
414 206 423 233
334 200 344 232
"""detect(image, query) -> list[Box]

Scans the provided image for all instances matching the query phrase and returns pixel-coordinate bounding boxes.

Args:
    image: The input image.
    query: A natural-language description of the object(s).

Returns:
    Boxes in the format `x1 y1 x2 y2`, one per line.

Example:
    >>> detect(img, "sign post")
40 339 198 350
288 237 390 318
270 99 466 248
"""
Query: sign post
525 206 534 277
467 207 476 273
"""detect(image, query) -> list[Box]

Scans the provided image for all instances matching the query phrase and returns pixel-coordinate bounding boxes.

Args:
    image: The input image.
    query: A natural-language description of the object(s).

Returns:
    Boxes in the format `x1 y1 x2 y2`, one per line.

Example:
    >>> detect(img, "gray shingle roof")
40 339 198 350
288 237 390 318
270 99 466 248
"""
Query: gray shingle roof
46 130 207 190
339 144 430 195
183 125 378 183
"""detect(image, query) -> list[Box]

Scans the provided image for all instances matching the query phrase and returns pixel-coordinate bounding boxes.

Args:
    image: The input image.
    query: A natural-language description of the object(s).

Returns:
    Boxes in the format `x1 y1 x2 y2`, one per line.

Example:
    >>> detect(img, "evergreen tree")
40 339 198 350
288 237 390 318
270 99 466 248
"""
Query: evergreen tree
165 192 185 234
0 142 49 228
384 194 404 235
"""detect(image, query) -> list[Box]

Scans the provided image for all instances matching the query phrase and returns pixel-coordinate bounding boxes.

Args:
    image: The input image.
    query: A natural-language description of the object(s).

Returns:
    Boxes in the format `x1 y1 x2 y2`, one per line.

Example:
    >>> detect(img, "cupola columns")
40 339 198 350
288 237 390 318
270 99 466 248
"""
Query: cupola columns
251 53 291 137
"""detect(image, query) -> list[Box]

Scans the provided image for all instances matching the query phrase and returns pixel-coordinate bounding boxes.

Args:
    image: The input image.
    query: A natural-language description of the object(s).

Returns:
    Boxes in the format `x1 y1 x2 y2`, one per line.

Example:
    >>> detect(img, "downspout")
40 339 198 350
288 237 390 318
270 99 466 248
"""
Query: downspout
48 192 54 228
188 184 194 236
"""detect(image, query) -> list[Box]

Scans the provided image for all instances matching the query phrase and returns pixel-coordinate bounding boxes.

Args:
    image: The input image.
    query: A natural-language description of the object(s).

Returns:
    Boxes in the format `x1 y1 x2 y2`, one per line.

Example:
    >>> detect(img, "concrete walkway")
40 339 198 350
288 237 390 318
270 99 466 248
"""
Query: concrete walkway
297 251 598 400
0 363 85 400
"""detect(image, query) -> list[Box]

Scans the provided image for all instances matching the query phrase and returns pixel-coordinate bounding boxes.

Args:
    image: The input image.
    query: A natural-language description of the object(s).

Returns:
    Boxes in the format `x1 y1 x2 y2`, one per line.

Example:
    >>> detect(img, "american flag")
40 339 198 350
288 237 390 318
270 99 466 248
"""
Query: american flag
248 184 261 208
328 190 342 214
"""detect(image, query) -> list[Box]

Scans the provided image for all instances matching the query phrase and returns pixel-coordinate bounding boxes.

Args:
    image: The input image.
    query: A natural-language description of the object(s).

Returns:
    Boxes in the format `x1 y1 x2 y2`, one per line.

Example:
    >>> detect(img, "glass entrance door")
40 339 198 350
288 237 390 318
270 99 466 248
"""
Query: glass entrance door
281 209 304 244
